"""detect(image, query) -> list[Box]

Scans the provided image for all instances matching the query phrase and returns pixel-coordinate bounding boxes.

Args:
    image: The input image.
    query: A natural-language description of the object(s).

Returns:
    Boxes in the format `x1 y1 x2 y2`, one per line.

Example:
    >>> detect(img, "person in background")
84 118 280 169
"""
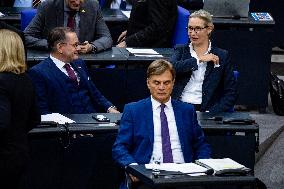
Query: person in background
28 27 119 115
112 59 211 189
24 0 112 53
0 29 40 188
170 9 237 113
116 0 177 48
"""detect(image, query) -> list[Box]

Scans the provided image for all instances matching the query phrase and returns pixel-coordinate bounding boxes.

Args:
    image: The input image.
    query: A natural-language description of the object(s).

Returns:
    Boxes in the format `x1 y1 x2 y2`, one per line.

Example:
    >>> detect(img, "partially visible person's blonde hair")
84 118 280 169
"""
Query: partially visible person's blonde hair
0 29 26 74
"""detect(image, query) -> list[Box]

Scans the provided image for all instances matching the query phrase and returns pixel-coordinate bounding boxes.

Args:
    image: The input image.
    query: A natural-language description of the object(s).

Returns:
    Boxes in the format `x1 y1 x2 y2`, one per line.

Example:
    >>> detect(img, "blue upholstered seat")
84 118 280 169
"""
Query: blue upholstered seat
172 6 190 47
21 9 37 31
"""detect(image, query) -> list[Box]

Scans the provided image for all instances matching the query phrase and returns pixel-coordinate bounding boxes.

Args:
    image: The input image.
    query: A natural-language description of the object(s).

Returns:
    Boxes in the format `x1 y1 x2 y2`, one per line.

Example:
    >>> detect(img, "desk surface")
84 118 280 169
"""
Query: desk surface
27 47 173 65
30 112 258 135
27 47 128 64
126 165 256 188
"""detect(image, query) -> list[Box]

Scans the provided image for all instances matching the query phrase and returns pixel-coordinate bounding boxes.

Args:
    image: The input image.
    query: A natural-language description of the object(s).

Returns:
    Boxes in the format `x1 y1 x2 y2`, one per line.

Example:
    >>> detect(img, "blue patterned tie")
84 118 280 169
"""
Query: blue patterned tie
160 104 173 163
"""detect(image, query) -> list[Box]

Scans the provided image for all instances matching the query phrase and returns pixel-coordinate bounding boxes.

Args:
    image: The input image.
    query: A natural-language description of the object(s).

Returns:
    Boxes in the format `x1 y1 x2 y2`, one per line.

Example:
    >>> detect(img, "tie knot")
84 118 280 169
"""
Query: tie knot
160 104 166 110
64 63 71 69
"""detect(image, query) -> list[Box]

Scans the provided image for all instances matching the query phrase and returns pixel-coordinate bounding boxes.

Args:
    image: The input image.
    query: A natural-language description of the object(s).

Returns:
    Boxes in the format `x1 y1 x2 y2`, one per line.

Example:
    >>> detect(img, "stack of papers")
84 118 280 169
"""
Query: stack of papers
126 48 163 58
196 158 249 171
41 113 75 124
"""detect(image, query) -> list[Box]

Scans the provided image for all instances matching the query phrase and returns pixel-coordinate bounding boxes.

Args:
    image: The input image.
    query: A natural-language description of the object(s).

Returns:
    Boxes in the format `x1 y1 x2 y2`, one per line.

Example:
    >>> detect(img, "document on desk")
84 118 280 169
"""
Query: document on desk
196 158 247 171
41 113 75 124
145 163 208 175
126 48 163 57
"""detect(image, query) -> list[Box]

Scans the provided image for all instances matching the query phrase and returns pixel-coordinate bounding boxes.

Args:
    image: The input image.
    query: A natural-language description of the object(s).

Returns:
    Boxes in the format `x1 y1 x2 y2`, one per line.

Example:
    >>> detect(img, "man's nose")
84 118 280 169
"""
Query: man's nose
158 84 165 90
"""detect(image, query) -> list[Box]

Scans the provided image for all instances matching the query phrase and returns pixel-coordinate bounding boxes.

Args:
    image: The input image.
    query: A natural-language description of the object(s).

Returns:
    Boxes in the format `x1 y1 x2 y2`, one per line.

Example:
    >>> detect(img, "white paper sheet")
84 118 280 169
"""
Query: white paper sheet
121 10 131 18
145 163 208 173
126 48 159 55
134 54 163 58
41 113 75 124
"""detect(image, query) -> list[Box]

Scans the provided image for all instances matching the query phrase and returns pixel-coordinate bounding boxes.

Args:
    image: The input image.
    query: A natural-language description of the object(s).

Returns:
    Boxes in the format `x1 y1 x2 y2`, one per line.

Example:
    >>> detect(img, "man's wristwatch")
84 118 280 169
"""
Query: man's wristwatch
107 106 117 113
91 44 97 53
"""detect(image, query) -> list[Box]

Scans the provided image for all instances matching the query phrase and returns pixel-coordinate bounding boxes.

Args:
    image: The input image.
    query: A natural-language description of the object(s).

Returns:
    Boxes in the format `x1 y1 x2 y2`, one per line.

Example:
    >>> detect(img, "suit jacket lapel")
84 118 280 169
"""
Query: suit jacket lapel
78 4 88 41
204 61 214 82
46 58 72 102
172 100 185 152
202 48 216 108
144 98 154 145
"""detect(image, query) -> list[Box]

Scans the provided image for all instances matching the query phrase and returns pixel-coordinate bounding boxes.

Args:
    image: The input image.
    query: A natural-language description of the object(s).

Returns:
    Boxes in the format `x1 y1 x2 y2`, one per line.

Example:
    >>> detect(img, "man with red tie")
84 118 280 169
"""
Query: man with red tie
112 59 211 189
24 0 112 53
28 27 119 114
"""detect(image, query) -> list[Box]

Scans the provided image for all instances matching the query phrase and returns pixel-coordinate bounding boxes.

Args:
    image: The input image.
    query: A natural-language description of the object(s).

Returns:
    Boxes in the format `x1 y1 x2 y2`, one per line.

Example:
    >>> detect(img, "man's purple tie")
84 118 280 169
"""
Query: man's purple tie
64 64 78 85
67 11 76 30
160 104 173 163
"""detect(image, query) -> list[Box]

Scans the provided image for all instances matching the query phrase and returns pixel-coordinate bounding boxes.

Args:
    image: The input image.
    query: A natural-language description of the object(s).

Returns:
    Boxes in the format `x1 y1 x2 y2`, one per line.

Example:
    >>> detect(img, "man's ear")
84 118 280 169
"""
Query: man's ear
57 43 64 54
146 78 150 89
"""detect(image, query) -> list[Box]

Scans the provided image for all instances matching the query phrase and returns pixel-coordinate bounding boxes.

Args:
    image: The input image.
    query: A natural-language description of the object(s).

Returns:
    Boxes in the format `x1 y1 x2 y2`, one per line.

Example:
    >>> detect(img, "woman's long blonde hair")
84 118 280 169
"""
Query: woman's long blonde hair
0 29 26 74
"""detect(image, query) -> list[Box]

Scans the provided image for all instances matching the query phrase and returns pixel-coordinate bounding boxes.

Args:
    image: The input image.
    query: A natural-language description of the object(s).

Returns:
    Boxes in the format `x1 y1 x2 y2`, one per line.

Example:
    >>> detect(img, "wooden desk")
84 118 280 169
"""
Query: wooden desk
126 164 256 189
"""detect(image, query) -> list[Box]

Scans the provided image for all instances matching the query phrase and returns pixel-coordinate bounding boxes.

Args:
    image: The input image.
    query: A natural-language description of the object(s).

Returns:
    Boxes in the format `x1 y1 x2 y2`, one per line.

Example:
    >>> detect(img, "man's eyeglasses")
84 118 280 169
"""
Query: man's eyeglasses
188 26 208 33
61 42 79 48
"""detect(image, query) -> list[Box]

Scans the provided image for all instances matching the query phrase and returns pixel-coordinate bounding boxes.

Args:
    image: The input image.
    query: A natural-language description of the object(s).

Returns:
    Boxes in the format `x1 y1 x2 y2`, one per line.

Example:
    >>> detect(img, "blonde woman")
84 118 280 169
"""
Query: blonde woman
0 29 40 188
170 9 237 113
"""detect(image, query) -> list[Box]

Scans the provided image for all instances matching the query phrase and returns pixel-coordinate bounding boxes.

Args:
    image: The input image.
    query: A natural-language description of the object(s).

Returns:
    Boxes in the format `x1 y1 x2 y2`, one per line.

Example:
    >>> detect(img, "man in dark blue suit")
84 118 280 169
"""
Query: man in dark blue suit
112 59 211 189
28 27 119 115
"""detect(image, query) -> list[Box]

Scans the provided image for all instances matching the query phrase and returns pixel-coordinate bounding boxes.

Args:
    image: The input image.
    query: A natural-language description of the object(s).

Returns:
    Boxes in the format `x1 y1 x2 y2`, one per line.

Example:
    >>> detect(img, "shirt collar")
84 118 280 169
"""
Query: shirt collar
50 54 67 69
150 96 172 110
